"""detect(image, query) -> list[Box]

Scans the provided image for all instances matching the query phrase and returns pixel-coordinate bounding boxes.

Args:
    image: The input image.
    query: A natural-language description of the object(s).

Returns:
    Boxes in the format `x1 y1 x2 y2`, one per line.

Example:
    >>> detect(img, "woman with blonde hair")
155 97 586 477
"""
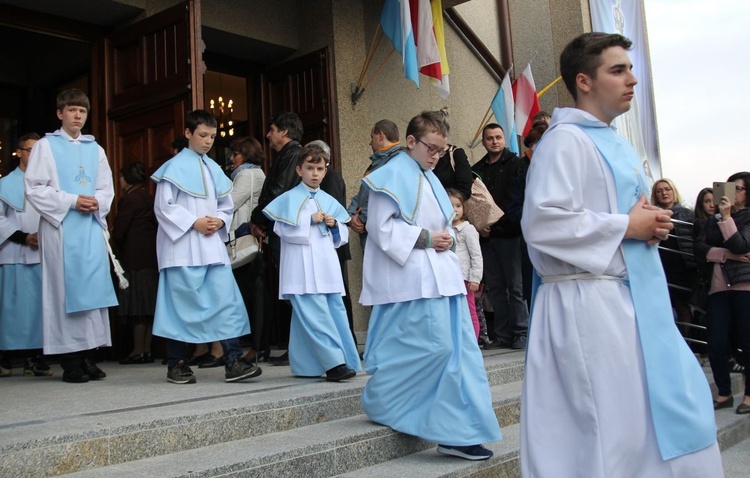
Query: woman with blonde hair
651 178 696 338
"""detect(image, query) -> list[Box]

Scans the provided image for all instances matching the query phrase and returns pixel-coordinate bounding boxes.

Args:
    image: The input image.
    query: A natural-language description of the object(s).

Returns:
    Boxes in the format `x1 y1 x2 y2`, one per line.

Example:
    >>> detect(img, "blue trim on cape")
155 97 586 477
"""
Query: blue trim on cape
361 151 454 225
151 148 232 198
578 123 716 460
0 168 26 212
263 182 350 226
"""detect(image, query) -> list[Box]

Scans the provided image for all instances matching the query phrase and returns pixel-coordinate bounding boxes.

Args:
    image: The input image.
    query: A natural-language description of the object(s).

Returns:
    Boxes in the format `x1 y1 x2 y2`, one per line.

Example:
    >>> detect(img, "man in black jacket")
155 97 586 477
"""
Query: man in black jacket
250 112 303 365
471 123 528 349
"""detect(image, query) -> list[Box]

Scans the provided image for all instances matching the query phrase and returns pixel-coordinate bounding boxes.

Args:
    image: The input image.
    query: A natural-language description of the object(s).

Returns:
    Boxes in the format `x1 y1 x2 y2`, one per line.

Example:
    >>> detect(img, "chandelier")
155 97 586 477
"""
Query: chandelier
209 96 234 138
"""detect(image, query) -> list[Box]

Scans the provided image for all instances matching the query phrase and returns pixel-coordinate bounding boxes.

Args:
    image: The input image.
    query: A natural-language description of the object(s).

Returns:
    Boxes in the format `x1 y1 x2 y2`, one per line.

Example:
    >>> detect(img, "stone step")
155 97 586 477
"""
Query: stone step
339 404 750 478
62 392 750 478
721 436 750 478
62 387 519 478
0 350 524 477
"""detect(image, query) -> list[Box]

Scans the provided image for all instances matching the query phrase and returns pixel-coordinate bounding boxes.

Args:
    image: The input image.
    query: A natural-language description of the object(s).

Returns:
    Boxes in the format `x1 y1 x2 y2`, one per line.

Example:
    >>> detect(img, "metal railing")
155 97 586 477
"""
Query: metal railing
658 218 708 347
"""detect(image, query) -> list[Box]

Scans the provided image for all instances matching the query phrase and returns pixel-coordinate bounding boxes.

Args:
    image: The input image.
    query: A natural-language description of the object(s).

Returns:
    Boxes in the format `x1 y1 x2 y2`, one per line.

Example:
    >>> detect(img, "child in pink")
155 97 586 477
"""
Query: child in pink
448 189 482 338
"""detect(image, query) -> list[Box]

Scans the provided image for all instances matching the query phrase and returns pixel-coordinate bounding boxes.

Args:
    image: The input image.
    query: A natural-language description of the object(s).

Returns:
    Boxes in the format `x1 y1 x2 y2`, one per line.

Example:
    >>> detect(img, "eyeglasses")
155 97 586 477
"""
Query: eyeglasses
416 138 446 157
737 186 747 192
17 147 32 153
654 187 673 194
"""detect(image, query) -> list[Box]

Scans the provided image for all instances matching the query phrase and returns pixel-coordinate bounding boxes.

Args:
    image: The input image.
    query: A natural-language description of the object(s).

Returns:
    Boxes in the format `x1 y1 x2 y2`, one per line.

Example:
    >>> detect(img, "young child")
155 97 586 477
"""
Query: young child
151 110 261 385
359 111 501 460
263 144 360 382
0 132 53 378
447 189 483 339
25 89 117 383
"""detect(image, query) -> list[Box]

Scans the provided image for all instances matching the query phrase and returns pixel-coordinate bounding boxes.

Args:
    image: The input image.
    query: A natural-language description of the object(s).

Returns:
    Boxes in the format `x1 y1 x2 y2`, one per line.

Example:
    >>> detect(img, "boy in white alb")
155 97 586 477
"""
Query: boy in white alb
151 109 261 385
263 144 360 381
520 33 723 477
25 89 117 383
360 111 501 461
0 132 53 378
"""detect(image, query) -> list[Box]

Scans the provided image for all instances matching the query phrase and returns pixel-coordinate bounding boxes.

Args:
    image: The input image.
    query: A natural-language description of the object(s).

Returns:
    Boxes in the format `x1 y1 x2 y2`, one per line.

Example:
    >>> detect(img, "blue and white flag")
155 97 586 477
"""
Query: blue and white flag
380 0 419 87
490 71 519 154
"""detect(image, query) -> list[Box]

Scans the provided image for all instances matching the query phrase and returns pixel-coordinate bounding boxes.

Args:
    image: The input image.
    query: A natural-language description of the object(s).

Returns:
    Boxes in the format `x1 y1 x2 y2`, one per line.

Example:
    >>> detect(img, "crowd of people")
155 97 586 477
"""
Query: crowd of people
0 31 745 474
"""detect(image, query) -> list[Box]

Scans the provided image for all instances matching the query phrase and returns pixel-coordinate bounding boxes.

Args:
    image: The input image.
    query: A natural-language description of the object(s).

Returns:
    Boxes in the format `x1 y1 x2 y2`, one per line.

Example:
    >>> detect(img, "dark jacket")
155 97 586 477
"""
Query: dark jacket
251 140 302 229
694 207 750 287
471 148 523 238
658 204 696 287
112 185 158 271
433 145 473 200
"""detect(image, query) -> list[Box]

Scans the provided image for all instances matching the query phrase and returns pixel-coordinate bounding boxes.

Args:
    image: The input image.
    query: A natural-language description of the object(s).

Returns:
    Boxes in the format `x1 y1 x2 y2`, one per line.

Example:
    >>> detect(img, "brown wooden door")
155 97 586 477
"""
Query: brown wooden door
261 48 339 169
106 0 202 186
103 0 202 359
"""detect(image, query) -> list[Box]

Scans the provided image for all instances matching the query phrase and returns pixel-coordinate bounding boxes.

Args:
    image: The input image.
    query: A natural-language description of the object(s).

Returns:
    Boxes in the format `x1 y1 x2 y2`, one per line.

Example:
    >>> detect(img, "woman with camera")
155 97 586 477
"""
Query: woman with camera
694 172 750 414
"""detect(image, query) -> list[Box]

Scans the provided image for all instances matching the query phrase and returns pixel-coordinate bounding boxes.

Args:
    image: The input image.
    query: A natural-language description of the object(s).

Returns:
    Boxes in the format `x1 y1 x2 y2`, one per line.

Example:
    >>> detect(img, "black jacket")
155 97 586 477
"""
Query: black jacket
694 207 750 286
433 145 473 200
471 148 523 238
251 140 302 229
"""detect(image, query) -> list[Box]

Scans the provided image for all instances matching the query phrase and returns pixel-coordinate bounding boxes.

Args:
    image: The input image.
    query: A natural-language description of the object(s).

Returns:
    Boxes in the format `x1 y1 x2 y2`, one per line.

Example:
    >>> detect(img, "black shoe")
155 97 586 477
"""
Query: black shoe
511 336 527 350
83 358 106 380
119 352 153 365
437 444 493 461
713 396 734 410
62 368 90 383
269 351 290 366
198 355 224 368
225 360 262 382
242 348 271 364
187 352 212 366
167 360 196 384
325 364 356 382
736 402 750 414
484 340 511 350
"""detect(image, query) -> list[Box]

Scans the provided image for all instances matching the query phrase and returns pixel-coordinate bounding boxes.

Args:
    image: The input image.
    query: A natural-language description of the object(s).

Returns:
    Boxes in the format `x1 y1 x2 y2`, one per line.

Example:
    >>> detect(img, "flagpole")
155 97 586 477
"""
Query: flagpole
362 48 396 90
357 25 383 89
537 76 562 98
471 105 494 147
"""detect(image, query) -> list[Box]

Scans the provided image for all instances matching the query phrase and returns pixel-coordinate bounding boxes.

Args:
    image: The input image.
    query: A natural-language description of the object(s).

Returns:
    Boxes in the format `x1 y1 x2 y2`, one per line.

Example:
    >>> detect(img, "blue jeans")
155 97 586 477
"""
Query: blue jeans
707 290 750 397
166 338 243 368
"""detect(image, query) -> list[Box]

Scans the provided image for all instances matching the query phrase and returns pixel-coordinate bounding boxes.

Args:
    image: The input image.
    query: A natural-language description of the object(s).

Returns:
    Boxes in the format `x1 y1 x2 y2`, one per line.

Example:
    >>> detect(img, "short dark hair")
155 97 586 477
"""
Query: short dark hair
373 119 399 142
297 144 327 167
18 132 41 145
727 172 750 208
229 136 264 166
120 161 148 185
56 89 90 112
482 123 504 139
270 112 303 142
305 140 331 163
406 111 448 139
532 111 551 123
185 110 217 134
171 136 188 152
560 32 633 100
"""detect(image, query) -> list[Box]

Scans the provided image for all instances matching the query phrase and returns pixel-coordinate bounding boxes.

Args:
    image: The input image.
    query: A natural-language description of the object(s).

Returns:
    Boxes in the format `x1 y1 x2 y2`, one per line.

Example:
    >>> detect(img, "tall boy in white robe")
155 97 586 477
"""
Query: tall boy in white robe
0 133 53 378
263 144 360 381
151 109 261 385
520 33 723 477
25 89 117 384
